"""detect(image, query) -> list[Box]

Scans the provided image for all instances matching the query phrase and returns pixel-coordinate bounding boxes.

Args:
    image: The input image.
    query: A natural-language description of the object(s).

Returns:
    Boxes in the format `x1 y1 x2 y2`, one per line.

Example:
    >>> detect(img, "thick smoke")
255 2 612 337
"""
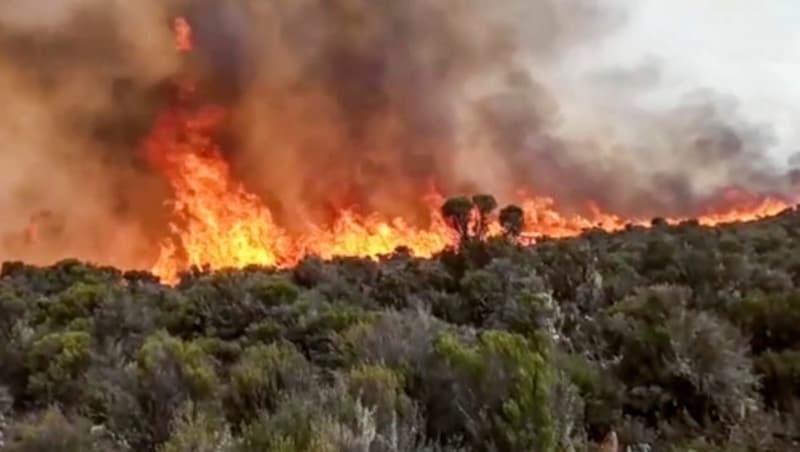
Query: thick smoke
0 0 180 267
198 0 794 221
221 0 628 225
0 0 795 266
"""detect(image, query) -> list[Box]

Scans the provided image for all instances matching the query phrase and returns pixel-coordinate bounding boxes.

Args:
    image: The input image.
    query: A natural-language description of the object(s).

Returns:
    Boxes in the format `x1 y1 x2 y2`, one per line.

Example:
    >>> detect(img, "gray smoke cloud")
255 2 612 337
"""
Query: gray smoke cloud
224 0 630 225
0 0 181 267
0 0 794 267
215 0 795 221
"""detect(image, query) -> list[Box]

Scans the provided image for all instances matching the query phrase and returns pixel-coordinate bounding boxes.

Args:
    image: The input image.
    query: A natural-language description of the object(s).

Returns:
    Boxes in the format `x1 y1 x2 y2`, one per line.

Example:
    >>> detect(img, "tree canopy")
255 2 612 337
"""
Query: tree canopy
1 203 800 451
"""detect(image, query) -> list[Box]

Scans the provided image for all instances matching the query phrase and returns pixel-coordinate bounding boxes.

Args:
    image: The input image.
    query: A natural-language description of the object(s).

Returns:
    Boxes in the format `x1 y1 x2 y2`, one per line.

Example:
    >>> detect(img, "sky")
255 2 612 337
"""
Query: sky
602 0 800 162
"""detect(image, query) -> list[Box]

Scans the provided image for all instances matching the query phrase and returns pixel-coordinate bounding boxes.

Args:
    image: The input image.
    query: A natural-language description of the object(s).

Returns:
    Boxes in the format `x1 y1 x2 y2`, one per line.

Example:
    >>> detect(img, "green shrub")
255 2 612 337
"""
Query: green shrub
727 291 800 353
25 331 92 405
755 350 800 411
347 363 416 432
47 282 109 327
559 353 621 435
339 309 448 376
167 275 300 340
244 320 285 344
196 338 242 364
159 402 234 452
0 285 26 336
236 392 333 452
426 330 559 451
291 302 374 367
2 407 116 452
227 342 313 423
247 277 300 306
136 331 219 399
605 286 758 433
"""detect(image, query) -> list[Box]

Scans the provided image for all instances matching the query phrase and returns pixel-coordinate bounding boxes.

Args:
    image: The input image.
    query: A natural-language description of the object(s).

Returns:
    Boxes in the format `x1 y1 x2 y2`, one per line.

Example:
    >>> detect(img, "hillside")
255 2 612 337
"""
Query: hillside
1 208 800 451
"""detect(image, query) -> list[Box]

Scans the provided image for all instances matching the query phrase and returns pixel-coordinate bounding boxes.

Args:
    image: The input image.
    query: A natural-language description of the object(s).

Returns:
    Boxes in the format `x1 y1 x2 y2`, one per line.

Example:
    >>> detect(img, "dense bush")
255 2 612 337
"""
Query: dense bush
2 206 800 450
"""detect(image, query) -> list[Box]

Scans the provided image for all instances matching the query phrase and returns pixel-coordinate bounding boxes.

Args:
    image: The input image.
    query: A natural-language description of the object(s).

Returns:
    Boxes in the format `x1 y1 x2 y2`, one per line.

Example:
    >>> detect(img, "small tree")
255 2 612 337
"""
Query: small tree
442 195 526 246
472 194 498 239
499 204 525 239
441 196 475 244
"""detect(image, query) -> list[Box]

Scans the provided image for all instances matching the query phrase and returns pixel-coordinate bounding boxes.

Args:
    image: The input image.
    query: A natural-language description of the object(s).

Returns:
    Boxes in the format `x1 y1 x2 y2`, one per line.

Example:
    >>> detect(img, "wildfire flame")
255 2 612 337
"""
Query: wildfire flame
173 17 193 53
144 17 793 283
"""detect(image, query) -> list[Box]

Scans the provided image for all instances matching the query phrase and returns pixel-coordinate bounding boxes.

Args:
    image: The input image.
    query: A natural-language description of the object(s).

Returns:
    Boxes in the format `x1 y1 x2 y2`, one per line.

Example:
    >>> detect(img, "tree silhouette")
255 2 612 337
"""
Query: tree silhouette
441 196 474 244
499 204 525 239
472 194 498 239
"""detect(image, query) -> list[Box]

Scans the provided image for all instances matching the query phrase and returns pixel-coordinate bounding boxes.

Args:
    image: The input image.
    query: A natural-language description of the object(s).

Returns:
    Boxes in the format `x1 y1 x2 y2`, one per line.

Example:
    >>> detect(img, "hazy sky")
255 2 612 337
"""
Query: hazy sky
618 0 800 160
607 0 800 161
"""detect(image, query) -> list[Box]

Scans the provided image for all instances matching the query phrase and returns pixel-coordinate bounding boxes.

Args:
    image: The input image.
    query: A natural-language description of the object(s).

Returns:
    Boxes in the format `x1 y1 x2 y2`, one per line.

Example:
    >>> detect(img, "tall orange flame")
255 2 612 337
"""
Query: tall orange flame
174 17 193 53
144 17 793 283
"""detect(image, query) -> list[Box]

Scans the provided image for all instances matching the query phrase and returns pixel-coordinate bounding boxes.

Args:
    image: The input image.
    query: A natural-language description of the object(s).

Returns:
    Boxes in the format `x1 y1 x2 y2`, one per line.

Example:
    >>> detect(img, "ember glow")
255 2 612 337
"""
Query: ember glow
173 17 193 53
138 17 793 283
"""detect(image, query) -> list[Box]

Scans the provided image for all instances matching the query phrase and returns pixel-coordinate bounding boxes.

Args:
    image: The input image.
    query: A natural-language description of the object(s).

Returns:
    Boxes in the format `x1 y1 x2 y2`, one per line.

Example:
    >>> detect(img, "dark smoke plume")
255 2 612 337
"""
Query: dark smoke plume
192 0 794 220
0 0 180 267
221 0 628 225
0 0 795 267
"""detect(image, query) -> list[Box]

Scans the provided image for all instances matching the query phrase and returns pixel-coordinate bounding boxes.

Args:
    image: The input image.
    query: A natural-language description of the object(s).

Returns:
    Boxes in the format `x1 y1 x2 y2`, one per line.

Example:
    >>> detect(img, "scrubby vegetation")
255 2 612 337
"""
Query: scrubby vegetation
2 197 800 451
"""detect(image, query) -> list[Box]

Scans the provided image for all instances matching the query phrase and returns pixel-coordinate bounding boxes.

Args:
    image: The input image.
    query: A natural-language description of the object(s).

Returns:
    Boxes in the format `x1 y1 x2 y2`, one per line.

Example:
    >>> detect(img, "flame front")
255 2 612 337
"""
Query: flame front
145 101 458 283
145 106 290 281
144 17 793 283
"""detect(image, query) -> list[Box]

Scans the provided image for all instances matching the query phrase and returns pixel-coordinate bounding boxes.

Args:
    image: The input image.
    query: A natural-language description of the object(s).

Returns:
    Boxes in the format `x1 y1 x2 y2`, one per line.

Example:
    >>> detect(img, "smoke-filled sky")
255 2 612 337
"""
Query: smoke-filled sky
0 0 798 268
595 0 800 161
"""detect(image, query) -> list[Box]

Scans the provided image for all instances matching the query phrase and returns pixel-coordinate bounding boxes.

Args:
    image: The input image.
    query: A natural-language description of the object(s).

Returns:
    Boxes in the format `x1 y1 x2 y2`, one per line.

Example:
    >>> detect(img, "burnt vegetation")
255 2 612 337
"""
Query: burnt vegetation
1 196 800 451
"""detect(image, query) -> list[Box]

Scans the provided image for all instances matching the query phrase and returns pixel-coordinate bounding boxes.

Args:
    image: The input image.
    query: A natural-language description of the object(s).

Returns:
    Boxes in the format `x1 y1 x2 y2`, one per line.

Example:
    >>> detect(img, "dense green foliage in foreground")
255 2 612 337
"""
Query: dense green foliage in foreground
2 207 800 451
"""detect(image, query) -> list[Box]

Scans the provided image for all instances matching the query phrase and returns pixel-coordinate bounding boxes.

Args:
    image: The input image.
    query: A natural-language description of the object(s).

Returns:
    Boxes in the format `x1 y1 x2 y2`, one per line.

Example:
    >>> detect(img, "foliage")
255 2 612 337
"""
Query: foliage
136 331 219 399
498 205 524 239
441 194 523 244
1 206 800 450
2 407 119 452
25 330 92 406
158 402 234 452
227 342 313 424
426 330 558 451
